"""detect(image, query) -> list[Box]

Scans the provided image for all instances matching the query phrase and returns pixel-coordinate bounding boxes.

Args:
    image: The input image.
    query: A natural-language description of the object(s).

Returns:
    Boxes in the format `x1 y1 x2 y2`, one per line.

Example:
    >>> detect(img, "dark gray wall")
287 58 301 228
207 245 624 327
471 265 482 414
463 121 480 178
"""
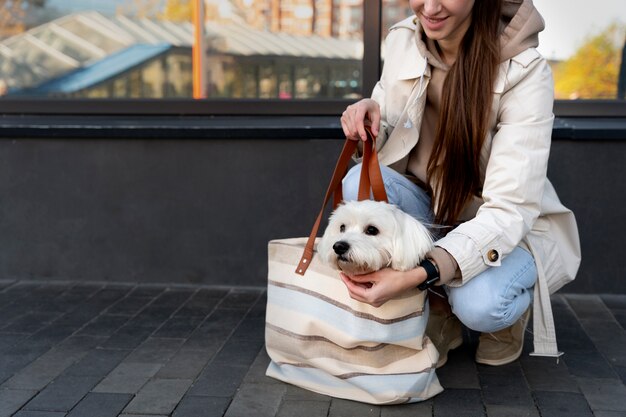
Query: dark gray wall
548 139 626 293
0 135 624 293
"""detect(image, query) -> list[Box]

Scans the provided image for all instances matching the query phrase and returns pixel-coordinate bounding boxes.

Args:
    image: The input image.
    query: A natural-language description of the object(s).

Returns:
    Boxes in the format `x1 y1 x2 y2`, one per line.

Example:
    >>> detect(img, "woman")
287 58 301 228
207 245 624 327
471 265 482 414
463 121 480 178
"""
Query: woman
339 0 581 366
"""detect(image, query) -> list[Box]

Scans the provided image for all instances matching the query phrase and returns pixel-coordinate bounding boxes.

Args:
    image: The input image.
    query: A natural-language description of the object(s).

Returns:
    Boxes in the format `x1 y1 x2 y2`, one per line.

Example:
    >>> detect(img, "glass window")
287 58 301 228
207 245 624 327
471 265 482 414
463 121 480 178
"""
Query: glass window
0 0 622 108
535 0 626 100
0 0 364 100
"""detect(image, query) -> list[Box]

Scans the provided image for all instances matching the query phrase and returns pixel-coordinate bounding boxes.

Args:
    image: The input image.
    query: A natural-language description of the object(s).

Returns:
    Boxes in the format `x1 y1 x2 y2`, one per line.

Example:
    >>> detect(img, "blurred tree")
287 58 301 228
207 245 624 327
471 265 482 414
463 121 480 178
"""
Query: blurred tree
163 0 192 22
0 0 47 38
618 35 625 99
554 24 625 99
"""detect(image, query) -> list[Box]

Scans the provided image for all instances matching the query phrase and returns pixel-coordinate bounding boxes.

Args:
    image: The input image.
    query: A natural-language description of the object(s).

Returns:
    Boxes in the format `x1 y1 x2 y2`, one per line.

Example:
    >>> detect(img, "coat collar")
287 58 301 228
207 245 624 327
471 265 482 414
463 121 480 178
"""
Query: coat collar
390 16 430 80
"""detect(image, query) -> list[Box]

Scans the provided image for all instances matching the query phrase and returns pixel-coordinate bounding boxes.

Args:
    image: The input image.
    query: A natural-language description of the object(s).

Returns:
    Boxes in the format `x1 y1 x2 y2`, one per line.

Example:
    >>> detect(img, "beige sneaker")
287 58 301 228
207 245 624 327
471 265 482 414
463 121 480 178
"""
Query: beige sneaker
426 311 463 368
475 307 531 366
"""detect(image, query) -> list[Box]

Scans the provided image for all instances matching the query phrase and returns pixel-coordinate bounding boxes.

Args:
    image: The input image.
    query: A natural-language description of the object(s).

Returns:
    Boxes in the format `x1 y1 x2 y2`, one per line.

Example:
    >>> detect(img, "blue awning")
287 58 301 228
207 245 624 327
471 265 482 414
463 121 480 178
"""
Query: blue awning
27 43 173 94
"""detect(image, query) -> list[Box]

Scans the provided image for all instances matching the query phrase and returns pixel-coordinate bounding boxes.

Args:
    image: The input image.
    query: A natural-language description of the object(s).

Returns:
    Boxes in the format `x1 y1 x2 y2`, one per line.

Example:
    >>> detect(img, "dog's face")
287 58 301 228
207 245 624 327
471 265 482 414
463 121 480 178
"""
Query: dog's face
317 200 433 275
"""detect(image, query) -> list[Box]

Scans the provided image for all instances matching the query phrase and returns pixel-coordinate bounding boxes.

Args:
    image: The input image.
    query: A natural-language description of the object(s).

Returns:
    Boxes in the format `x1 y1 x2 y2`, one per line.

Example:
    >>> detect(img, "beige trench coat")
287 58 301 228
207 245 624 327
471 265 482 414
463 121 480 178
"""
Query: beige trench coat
371 18 581 357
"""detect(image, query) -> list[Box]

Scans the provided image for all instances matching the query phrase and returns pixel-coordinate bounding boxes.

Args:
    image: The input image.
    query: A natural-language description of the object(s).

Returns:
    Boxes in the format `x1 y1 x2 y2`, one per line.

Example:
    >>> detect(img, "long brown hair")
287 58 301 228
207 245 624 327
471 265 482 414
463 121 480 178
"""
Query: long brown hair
427 0 502 226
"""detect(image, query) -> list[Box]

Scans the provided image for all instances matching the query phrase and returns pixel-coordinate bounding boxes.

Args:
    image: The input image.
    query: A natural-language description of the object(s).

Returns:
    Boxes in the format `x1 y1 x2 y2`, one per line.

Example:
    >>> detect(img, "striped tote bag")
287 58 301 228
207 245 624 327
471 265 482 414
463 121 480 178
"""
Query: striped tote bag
265 134 443 404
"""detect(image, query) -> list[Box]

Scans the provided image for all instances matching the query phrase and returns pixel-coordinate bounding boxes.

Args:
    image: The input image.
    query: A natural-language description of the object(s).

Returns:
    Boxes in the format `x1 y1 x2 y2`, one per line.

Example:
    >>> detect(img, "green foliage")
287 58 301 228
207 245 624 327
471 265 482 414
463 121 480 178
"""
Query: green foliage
553 23 625 99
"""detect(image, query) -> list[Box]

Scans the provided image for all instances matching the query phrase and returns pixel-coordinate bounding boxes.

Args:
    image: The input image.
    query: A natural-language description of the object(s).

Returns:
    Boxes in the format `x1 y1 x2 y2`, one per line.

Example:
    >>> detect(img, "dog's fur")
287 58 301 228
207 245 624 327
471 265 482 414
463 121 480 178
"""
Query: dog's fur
317 200 434 275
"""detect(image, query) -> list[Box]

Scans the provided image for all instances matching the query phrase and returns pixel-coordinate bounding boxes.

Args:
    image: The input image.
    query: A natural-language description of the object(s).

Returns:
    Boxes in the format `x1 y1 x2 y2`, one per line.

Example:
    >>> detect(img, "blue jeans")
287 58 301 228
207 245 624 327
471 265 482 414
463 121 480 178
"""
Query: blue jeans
342 163 537 333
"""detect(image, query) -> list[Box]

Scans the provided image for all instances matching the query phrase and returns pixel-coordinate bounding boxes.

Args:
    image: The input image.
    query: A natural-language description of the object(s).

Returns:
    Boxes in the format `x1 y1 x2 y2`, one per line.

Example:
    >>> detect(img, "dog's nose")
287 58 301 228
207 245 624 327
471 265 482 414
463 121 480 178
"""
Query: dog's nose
333 241 350 255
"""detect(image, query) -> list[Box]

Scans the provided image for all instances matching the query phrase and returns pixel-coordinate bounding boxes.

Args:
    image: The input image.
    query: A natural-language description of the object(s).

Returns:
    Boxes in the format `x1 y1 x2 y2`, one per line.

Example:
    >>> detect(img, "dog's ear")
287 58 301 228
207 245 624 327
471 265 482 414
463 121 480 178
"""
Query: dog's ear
390 210 434 271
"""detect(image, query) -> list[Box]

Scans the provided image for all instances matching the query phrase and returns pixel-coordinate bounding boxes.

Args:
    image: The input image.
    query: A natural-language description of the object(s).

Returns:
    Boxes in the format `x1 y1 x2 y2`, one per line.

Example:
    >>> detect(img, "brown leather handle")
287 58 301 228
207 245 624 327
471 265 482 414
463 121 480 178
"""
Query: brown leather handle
295 127 387 275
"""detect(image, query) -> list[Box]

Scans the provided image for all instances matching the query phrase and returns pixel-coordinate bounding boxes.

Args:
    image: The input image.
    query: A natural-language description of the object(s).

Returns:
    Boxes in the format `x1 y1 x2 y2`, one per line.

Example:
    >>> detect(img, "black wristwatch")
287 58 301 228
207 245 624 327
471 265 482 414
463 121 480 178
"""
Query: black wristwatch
417 259 440 291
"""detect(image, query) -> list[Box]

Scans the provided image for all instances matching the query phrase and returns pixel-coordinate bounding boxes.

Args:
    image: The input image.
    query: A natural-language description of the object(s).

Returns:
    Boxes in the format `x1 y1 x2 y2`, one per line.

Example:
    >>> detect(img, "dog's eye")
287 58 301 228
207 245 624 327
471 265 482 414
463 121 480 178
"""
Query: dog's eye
365 226 379 236
339 224 345 233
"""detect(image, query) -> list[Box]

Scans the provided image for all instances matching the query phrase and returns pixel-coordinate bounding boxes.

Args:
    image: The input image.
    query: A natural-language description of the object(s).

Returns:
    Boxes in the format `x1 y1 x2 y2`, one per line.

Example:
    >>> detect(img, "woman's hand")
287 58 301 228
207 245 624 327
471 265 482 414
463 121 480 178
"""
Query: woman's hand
341 99 381 141
339 267 427 307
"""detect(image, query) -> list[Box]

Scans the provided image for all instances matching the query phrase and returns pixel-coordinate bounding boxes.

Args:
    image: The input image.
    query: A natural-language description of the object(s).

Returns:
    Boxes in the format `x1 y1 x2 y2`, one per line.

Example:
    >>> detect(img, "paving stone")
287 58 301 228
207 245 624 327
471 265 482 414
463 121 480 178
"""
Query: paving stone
77 315 130 336
380 401 432 417
577 378 626 412
119 415 165 417
277 400 331 417
106 296 154 316
66 392 133 417
23 375 100 412
0 303 32 326
245 291 267 318
100 325 156 350
132 310 178 330
0 389 37 417
211 337 264 367
0 332 28 352
520 354 579 392
154 289 195 308
565 294 615 321
478 363 533 407
242 348 280 385
223 382 286 417
127 286 165 297
123 378 193 415
172 396 230 417
600 295 626 310
552 302 597 353
219 289 262 310
182 308 248 350
79 288 129 312
328 398 381 417
533 391 594 417
614 310 626 330
123 337 185 364
152 316 205 338
12 411 67 417
92 362 163 394
53 309 103 329
0 280 16 291
433 389 485 417
4 283 625 417
485 404 540 417
563 352 619 379
0 348 50 386
2 335 105 390
175 289 228 318
51 290 102 312
578 319 626 367
615 366 626 385
63 348 130 377
228 315 265 342
187 364 249 397
21 325 78 349
119 415 164 417
1 313 59 333
155 349 212 379
283 384 332 401
436 343 480 389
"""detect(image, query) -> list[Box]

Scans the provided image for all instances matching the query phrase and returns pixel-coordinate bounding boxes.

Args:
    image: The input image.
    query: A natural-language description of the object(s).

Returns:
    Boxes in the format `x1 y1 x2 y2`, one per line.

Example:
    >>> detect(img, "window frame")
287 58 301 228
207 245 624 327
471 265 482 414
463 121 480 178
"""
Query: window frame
0 0 623 118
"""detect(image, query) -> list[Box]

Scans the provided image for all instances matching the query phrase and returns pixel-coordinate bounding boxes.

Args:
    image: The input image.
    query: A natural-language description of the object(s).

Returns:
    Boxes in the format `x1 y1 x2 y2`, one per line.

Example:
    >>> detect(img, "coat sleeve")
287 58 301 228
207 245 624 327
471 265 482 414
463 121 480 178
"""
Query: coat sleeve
435 49 555 286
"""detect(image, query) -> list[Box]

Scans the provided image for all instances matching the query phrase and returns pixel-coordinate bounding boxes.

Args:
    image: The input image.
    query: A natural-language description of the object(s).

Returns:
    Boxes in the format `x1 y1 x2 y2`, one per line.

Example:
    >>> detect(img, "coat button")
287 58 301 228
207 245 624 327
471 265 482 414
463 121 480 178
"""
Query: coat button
487 249 499 262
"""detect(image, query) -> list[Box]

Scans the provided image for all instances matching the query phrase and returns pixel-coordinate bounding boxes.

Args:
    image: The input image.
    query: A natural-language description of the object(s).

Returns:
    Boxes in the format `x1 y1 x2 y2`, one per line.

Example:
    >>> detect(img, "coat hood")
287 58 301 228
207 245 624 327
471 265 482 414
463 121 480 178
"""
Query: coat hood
500 0 545 61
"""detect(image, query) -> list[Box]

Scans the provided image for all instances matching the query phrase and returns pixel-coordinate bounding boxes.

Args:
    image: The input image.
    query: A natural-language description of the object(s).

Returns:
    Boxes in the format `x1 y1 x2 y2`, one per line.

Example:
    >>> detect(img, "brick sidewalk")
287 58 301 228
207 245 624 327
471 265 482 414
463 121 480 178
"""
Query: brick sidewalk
0 279 625 417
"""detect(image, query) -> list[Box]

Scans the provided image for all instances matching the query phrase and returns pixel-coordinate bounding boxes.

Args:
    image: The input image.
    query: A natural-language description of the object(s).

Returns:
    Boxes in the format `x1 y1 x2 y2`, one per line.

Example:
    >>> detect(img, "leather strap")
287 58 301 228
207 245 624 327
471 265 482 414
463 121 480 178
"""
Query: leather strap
296 128 387 275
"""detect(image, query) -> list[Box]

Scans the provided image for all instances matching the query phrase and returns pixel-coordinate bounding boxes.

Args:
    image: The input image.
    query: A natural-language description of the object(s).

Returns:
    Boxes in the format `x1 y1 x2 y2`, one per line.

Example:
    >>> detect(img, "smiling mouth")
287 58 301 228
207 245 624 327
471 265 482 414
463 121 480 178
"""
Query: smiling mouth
422 15 448 24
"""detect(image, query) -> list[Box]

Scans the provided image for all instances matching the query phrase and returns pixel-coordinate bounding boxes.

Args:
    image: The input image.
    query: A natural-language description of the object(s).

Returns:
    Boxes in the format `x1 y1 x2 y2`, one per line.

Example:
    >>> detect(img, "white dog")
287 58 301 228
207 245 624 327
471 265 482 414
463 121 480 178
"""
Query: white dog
317 200 434 276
